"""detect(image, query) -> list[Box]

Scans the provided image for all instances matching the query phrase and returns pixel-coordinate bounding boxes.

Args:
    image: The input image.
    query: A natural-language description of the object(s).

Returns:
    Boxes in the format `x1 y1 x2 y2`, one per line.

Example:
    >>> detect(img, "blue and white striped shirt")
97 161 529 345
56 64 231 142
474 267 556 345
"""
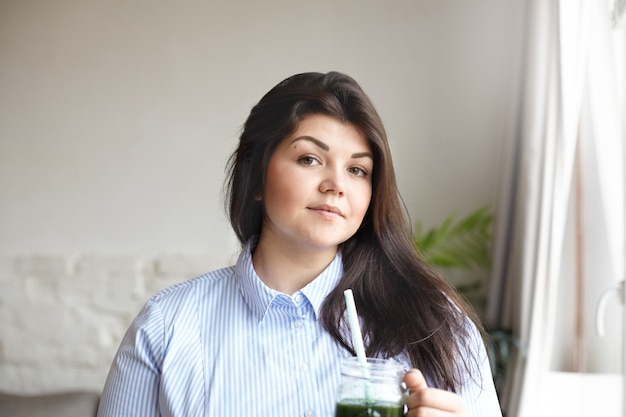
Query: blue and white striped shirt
97 241 502 417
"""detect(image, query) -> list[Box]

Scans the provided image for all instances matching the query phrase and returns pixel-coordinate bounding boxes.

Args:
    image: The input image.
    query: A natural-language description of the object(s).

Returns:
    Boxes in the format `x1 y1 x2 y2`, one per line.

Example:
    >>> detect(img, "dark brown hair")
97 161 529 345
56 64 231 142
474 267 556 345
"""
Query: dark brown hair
225 71 482 392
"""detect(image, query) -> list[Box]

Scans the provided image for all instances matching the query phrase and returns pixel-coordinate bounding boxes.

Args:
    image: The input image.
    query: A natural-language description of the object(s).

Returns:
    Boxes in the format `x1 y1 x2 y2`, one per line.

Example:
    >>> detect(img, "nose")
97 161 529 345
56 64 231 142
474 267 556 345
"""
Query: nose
319 171 345 196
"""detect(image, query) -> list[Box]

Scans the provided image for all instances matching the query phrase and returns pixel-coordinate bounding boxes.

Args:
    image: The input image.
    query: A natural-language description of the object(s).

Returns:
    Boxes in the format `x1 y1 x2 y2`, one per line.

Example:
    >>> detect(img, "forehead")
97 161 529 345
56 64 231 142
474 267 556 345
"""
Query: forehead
286 114 370 148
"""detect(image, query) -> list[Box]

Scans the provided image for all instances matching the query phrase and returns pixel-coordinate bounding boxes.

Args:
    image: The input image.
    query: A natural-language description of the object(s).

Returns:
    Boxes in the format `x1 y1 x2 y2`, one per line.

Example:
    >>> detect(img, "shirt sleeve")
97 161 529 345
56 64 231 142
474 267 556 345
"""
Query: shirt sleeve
460 320 504 417
97 299 165 417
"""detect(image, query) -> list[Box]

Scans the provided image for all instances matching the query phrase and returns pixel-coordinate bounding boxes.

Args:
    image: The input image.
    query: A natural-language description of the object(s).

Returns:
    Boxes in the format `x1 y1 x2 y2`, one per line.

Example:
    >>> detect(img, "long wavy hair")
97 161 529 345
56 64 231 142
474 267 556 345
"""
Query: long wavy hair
225 71 482 392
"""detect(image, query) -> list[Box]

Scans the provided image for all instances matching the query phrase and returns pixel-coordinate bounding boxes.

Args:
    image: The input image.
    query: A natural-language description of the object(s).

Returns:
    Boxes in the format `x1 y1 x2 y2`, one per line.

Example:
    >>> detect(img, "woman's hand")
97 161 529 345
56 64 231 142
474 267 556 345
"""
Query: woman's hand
403 369 467 417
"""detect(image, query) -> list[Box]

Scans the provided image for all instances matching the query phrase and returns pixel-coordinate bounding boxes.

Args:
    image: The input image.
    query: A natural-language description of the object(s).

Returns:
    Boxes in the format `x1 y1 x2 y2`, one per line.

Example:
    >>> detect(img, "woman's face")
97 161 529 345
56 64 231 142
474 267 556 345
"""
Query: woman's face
259 114 373 255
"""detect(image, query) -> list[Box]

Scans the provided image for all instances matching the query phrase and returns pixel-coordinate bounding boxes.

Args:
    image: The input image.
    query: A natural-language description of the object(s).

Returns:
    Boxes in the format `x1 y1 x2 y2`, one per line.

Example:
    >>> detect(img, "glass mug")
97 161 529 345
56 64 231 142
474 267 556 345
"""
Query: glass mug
335 357 408 417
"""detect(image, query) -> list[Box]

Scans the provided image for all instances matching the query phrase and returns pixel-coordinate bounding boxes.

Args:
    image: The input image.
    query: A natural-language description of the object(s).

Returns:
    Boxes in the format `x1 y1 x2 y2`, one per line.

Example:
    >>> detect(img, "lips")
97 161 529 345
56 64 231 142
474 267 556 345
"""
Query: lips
309 204 344 218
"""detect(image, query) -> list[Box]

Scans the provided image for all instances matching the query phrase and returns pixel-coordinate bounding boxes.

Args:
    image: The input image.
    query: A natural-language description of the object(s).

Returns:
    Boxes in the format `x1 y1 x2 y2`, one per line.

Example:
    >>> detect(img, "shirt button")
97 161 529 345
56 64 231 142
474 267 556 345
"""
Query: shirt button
294 319 304 328
301 362 309 372
294 293 304 304
305 409 314 417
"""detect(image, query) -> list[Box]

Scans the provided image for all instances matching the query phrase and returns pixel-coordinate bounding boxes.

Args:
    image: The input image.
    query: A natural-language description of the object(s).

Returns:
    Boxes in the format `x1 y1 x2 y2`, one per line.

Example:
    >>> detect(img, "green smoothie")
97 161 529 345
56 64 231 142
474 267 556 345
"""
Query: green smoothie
335 400 404 417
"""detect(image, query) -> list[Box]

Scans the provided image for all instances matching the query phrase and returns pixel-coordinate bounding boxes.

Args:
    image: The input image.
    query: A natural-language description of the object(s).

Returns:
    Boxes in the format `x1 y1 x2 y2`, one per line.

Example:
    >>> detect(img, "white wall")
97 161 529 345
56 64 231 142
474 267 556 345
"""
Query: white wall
0 0 521 393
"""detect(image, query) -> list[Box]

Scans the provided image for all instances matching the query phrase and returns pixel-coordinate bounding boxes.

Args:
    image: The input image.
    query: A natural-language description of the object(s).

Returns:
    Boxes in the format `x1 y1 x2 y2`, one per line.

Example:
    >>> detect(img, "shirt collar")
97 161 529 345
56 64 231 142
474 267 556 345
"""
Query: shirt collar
235 239 344 323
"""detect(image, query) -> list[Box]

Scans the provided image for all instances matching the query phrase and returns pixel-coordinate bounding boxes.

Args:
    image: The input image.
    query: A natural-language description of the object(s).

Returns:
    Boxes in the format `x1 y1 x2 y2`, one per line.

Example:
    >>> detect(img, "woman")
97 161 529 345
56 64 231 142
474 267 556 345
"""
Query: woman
97 71 502 417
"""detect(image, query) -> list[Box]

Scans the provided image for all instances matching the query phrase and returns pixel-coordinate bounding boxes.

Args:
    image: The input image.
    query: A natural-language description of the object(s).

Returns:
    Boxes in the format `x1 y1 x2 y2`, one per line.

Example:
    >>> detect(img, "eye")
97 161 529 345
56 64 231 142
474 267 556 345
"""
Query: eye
298 155 321 166
348 166 368 177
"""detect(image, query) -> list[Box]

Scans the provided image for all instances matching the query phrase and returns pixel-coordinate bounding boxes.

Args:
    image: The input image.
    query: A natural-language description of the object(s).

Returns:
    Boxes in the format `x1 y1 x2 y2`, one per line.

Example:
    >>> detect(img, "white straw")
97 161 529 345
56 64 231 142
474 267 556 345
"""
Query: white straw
344 289 370 379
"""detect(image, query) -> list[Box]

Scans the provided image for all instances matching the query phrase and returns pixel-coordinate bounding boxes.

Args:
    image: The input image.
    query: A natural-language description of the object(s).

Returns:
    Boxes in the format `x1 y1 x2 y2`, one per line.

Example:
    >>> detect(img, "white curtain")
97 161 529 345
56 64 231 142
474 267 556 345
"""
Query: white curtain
485 0 625 416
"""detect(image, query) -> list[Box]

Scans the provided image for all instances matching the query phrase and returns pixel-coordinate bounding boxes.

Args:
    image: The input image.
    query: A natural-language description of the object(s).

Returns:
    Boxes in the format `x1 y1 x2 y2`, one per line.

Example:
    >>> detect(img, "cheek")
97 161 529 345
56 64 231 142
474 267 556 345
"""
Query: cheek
264 163 288 196
263 162 299 211
352 187 372 219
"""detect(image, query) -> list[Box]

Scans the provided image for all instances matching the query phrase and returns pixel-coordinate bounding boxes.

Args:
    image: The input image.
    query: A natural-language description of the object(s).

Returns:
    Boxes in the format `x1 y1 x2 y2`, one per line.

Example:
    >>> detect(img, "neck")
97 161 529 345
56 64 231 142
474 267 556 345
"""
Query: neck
252 237 338 295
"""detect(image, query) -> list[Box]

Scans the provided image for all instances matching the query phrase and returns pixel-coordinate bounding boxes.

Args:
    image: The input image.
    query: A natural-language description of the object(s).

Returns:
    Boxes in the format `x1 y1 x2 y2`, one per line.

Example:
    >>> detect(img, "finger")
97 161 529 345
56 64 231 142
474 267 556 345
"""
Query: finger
405 407 457 417
404 370 467 416
403 368 428 393
404 369 429 411
415 388 466 413
407 393 467 417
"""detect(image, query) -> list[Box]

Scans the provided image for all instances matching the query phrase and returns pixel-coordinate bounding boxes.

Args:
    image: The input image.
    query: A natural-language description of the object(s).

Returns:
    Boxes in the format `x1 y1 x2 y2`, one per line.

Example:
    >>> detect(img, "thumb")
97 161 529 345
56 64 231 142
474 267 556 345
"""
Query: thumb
403 369 428 393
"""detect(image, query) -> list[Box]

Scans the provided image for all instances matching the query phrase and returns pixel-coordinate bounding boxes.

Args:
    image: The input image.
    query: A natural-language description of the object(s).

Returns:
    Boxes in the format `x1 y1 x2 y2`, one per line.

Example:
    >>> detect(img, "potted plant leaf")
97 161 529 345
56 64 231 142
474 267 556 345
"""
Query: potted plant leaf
413 206 524 398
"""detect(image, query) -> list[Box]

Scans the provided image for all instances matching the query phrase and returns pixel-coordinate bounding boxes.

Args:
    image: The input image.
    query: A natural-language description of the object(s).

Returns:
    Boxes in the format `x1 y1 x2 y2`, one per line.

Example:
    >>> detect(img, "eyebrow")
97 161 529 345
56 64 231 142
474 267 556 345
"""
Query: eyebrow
291 136 374 159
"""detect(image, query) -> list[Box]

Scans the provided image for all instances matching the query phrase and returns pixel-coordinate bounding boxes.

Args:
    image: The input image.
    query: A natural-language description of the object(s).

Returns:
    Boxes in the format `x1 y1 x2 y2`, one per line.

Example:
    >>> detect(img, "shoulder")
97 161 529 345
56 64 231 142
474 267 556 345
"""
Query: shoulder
152 265 235 300
141 265 237 321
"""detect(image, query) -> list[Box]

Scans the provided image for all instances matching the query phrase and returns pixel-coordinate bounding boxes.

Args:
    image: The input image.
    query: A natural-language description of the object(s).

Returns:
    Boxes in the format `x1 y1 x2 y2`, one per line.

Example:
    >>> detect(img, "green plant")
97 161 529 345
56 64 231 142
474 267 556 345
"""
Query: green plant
413 206 524 398
414 206 493 271
487 328 527 398
414 206 493 312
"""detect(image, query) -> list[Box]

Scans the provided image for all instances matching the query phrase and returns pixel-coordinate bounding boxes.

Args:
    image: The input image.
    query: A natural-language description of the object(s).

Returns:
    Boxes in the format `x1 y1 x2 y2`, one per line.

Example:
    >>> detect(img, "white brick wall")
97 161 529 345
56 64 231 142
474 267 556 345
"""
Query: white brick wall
0 253 219 394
